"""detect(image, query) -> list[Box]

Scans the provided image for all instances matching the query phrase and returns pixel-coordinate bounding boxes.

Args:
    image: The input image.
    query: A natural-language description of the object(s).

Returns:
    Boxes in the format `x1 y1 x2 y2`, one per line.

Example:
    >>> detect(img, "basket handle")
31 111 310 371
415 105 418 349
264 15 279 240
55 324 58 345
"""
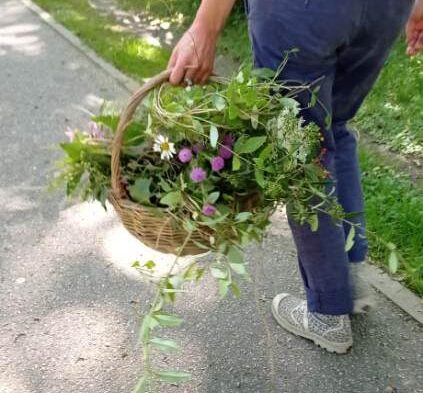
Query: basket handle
111 69 171 198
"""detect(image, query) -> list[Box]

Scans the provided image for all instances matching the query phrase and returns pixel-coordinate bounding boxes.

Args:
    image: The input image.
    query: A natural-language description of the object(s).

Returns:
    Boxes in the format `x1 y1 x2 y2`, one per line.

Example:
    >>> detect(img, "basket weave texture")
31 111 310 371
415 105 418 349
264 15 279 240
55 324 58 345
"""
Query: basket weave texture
110 70 211 256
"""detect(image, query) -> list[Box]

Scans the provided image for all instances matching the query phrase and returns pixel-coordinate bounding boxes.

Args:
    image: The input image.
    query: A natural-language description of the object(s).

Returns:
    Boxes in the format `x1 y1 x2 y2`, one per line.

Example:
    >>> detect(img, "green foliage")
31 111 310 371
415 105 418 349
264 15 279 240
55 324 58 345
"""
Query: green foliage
360 147 423 295
356 40 423 157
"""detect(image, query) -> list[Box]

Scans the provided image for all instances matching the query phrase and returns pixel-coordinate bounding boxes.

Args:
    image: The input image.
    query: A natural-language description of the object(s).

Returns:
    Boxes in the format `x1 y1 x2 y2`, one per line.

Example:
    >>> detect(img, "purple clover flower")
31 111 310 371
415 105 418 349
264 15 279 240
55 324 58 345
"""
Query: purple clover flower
178 148 193 163
190 167 207 183
222 134 235 146
202 204 216 217
211 156 225 172
88 121 105 139
218 145 233 160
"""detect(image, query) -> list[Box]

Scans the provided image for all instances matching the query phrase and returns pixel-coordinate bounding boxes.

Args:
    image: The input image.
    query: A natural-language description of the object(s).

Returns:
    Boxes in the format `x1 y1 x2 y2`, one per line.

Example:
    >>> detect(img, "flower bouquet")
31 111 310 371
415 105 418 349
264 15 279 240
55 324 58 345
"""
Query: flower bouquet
54 66 342 391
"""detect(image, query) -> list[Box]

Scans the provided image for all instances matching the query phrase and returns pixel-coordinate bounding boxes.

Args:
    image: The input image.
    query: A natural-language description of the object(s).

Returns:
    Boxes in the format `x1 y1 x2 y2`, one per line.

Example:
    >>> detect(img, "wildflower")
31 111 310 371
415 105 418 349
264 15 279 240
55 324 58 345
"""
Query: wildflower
88 121 105 139
153 135 176 160
222 134 235 146
202 204 216 217
190 167 207 183
178 148 193 163
192 143 204 155
65 127 76 142
218 145 233 160
211 156 225 172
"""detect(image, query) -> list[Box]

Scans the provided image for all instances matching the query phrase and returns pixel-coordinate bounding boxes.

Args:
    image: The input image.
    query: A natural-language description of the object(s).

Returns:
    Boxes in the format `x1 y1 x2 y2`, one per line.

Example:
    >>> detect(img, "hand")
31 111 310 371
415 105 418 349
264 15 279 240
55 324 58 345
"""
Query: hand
406 0 423 56
168 23 218 85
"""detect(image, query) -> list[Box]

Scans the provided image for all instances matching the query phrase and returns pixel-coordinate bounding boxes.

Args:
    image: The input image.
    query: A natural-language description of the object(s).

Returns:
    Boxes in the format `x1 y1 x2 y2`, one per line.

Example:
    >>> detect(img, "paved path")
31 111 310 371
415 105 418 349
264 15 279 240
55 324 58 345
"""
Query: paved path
0 1 422 392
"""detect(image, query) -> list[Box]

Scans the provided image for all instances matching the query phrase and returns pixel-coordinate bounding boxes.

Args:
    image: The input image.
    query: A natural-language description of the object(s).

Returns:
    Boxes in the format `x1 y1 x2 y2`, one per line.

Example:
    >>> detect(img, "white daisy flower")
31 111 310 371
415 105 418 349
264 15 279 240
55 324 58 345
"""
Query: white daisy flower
153 134 176 160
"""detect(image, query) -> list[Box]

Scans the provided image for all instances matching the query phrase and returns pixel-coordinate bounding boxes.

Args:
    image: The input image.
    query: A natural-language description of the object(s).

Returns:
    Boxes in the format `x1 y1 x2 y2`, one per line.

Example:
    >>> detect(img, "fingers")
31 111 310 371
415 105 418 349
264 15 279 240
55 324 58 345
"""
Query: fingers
407 30 423 56
169 58 189 85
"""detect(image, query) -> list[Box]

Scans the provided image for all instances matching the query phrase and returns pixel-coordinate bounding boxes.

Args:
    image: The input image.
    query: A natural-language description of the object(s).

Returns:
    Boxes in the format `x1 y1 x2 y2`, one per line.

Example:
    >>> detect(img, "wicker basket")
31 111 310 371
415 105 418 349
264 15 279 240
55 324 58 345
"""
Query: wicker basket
110 70 215 256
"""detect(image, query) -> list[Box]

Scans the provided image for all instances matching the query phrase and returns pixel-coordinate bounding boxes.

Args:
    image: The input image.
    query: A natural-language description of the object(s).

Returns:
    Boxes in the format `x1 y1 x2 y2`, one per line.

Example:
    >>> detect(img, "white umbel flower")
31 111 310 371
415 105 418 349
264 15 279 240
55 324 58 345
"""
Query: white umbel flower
153 134 176 160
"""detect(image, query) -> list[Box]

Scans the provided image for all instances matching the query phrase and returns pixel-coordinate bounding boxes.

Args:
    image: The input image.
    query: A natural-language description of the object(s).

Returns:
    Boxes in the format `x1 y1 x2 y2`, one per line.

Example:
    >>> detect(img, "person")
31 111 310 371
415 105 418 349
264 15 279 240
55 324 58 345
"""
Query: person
167 0 423 354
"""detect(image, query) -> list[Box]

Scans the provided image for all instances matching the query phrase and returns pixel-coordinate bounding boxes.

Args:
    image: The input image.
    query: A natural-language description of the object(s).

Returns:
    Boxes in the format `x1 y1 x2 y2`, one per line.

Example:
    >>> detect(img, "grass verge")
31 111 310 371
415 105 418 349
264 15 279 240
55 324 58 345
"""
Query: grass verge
33 0 423 295
34 0 170 80
360 147 423 296
355 41 423 158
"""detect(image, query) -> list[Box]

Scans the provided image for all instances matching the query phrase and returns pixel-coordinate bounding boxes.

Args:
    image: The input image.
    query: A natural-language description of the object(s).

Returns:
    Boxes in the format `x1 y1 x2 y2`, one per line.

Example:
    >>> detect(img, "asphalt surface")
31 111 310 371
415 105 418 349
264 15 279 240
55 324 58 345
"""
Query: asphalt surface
0 1 422 392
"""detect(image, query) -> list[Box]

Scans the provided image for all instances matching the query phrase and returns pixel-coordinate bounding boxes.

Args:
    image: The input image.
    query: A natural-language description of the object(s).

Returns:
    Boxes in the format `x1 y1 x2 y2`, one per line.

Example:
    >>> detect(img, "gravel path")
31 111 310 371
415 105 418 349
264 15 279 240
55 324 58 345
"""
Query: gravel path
1 2 422 392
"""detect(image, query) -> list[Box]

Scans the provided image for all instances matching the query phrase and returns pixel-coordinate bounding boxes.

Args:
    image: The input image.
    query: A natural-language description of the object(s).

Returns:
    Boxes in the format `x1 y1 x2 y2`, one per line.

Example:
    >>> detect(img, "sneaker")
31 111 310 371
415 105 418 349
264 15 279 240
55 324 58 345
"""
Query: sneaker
350 262 375 314
271 293 353 354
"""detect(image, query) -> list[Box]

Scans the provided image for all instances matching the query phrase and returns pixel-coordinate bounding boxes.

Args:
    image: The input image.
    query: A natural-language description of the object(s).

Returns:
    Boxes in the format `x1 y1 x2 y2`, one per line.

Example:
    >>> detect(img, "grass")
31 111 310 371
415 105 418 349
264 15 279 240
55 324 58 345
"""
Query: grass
117 0 251 63
33 0 423 295
356 40 423 158
360 147 423 295
35 0 170 80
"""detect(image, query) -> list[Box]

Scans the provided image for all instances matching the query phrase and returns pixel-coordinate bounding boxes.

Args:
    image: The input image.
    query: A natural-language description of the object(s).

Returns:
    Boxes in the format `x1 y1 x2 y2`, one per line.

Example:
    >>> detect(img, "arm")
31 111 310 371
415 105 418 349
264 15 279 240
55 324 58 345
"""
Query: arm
168 0 237 85
406 0 423 56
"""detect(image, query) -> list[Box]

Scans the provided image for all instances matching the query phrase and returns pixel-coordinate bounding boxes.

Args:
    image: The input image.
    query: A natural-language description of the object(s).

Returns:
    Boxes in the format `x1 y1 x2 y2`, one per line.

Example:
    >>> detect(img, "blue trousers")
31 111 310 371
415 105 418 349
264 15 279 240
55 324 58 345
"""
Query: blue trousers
246 0 413 314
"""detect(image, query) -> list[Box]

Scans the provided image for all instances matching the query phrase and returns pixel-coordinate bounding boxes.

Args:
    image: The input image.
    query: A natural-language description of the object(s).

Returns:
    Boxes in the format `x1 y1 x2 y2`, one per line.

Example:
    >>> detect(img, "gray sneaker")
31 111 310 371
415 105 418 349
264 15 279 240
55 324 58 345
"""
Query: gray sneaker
350 262 375 314
271 293 353 354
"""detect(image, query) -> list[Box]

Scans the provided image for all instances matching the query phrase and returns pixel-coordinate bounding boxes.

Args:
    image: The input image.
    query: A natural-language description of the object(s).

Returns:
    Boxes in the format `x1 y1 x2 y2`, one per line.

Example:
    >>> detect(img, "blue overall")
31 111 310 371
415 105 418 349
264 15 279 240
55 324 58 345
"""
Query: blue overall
245 0 413 314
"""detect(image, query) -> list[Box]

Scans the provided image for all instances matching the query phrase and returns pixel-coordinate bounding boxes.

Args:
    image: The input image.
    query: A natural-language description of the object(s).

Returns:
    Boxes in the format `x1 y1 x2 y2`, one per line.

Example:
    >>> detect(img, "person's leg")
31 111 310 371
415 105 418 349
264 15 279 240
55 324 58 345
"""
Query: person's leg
332 0 414 264
247 0 364 316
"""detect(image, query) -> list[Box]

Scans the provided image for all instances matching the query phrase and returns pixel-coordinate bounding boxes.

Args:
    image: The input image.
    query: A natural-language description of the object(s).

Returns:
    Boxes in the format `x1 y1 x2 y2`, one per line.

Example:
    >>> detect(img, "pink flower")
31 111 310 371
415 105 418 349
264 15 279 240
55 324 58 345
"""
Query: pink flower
211 156 225 172
190 167 207 183
219 145 233 160
65 127 76 142
178 148 193 163
202 204 216 216
88 121 105 139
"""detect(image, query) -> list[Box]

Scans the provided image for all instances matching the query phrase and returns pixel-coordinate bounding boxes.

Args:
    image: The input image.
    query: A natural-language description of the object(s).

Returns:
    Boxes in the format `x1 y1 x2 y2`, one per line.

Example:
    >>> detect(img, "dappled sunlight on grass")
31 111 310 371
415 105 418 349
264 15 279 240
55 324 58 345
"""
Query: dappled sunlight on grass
34 0 170 79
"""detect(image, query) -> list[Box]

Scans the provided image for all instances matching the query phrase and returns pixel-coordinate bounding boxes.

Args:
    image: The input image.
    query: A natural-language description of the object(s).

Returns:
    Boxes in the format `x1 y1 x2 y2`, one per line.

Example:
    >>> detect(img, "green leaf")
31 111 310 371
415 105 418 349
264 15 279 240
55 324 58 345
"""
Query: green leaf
251 112 259 129
235 212 253 222
255 167 265 188
345 226 356 252
132 376 147 393
207 191 220 204
230 263 247 276
159 178 172 193
236 71 245 83
144 260 156 270
256 145 273 168
212 94 226 111
232 156 241 171
227 246 244 264
210 266 228 280
218 279 230 298
157 370 191 384
129 178 152 205
139 314 158 342
153 313 183 328
235 136 267 154
160 191 183 209
230 282 241 298
132 261 140 267
388 251 399 273
193 119 204 135
209 125 219 148
150 337 180 352
309 214 319 232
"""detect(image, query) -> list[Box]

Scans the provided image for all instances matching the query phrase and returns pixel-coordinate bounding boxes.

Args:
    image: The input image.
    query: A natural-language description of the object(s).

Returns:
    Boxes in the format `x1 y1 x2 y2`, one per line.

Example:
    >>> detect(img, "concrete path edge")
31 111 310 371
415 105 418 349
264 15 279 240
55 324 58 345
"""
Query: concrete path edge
21 0 423 326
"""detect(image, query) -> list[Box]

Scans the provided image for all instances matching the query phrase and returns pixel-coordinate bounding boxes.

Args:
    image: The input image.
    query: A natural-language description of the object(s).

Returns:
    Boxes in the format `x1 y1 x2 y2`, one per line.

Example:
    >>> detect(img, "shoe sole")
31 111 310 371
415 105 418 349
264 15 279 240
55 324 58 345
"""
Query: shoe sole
271 294 353 355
